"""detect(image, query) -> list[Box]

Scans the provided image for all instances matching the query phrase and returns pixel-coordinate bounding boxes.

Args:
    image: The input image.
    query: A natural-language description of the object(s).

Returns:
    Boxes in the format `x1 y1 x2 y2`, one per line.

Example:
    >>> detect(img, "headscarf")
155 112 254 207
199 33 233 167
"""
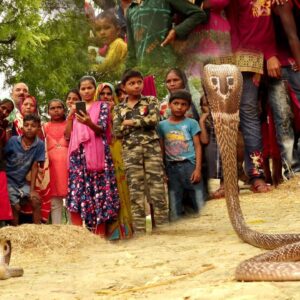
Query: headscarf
95 82 117 144
95 82 118 105
14 95 39 136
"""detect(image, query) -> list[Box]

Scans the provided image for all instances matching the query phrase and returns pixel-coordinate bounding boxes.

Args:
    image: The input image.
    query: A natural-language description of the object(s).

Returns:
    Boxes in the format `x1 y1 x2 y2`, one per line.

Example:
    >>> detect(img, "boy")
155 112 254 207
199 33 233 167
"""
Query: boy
5 114 45 226
113 70 169 233
158 90 205 221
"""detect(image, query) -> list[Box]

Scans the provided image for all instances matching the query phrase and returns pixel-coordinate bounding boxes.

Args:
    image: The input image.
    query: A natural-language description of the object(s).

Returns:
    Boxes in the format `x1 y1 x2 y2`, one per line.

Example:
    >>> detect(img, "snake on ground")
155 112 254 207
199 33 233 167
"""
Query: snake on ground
0 239 24 280
202 64 300 281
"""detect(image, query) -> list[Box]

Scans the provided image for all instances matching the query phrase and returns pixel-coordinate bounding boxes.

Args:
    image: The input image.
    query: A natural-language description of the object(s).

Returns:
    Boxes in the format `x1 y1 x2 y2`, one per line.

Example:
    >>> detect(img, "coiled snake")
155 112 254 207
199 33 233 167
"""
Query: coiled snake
0 239 24 280
202 64 300 281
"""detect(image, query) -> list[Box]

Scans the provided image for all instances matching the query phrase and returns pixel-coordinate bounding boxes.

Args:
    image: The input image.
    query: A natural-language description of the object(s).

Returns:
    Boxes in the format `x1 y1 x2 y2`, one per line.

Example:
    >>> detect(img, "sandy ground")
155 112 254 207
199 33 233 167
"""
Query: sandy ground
1 177 300 300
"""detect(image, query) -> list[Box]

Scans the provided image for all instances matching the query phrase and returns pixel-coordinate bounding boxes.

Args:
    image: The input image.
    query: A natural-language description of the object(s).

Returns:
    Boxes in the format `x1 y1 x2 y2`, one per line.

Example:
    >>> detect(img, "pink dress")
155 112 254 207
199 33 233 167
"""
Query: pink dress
44 121 69 197
186 0 232 77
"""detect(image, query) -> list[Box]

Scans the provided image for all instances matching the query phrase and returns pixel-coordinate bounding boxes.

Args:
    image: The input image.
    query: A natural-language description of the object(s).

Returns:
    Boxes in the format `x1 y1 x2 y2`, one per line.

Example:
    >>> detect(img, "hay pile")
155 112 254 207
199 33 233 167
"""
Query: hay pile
0 224 100 252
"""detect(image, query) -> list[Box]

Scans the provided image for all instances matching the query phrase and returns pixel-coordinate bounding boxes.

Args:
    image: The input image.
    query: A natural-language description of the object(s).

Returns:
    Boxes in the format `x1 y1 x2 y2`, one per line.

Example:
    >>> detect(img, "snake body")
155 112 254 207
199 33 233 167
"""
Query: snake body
202 64 300 281
0 239 24 280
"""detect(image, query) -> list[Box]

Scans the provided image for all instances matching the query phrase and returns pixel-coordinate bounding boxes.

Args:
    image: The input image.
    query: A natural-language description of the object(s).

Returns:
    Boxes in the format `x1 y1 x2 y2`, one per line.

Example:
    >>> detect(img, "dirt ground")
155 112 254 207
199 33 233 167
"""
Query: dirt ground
1 177 300 300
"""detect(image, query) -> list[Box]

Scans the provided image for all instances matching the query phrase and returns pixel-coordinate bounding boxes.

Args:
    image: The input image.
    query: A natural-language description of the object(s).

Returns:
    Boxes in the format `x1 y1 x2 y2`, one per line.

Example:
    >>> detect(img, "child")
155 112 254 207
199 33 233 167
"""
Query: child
158 90 205 221
43 99 69 224
5 114 45 225
65 89 81 111
113 70 169 233
0 99 14 226
90 11 127 80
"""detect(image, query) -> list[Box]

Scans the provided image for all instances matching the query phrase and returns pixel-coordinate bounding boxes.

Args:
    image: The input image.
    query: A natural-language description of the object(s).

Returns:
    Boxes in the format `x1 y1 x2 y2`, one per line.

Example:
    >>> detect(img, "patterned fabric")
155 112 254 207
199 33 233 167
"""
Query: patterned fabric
122 140 168 232
113 95 160 148
67 102 120 229
126 0 207 67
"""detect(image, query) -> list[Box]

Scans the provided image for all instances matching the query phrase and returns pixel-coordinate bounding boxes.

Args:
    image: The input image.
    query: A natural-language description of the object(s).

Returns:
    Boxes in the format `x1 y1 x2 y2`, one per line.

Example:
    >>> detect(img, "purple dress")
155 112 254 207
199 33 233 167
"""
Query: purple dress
67 102 120 229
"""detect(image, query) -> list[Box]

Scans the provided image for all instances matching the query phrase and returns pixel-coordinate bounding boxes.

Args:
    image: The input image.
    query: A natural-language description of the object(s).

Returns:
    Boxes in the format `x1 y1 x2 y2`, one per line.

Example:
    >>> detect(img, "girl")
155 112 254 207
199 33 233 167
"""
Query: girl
43 99 69 224
65 89 81 111
90 11 127 81
0 99 14 226
96 83 133 239
65 76 120 237
160 68 200 120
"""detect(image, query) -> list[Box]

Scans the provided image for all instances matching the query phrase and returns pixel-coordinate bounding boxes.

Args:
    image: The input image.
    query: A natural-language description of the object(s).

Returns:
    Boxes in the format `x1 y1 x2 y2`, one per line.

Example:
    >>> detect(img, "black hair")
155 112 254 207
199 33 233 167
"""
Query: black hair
65 89 81 101
95 11 120 30
169 89 192 105
115 83 125 97
165 68 188 89
0 98 14 109
23 114 41 125
78 76 97 89
121 69 143 85
47 98 67 120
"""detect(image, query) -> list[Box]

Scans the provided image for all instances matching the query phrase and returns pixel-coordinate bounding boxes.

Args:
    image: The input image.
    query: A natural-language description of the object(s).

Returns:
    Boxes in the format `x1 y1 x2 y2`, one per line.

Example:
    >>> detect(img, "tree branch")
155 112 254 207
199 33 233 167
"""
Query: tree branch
0 36 16 45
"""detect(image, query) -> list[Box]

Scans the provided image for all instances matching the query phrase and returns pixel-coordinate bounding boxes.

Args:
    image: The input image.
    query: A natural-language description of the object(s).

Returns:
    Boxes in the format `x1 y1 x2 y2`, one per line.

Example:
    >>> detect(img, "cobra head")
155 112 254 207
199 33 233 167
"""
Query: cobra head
0 239 11 265
202 64 243 115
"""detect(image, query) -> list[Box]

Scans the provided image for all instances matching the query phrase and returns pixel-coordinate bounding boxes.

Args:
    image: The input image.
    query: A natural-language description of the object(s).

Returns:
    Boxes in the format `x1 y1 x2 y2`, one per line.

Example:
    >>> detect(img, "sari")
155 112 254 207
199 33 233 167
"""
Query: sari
95 83 133 239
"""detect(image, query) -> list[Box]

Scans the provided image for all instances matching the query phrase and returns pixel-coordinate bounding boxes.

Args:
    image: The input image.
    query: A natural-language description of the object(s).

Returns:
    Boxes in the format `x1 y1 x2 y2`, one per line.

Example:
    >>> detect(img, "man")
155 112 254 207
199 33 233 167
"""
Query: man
126 0 208 68
8 82 29 123
227 0 300 192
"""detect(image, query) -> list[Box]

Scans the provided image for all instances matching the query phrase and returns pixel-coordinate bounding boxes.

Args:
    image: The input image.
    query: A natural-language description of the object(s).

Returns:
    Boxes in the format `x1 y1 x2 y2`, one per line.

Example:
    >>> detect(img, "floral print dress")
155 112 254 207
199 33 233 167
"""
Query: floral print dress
67 102 120 230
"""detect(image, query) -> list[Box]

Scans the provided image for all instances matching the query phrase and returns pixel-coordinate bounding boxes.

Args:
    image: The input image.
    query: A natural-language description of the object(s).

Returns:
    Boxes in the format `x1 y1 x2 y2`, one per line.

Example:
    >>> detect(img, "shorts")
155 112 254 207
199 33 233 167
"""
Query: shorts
8 183 30 206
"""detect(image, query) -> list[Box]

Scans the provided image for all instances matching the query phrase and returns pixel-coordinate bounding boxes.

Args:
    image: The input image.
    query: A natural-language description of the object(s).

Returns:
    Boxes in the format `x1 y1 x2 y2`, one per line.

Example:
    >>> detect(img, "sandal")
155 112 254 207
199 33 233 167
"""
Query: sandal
250 179 272 193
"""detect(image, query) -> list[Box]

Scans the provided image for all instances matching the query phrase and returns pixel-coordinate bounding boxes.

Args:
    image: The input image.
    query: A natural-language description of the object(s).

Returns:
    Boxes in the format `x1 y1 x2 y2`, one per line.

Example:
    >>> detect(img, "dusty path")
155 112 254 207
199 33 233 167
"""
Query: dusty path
1 177 300 300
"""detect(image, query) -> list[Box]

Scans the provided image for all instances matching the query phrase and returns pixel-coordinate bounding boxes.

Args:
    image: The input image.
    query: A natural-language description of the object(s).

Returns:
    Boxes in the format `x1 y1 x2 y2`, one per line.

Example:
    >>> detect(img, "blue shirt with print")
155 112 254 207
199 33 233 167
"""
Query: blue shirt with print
158 117 200 164
4 136 45 187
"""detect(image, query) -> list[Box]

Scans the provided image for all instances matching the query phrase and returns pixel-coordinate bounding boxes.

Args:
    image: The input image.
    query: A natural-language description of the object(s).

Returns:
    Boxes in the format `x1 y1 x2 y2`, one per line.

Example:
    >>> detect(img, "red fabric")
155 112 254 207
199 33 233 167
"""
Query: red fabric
227 0 277 60
262 104 281 159
44 122 69 197
70 212 106 237
142 75 157 97
0 172 13 220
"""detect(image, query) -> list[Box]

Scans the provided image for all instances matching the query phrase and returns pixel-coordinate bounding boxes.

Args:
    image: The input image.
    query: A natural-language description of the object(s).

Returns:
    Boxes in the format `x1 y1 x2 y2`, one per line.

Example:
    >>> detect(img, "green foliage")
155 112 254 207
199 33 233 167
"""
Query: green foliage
0 0 90 104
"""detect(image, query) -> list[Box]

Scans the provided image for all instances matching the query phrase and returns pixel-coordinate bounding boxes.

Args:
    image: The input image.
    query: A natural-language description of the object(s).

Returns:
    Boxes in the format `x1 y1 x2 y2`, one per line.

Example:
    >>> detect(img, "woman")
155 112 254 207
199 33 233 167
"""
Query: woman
65 76 120 237
160 68 200 120
96 82 133 239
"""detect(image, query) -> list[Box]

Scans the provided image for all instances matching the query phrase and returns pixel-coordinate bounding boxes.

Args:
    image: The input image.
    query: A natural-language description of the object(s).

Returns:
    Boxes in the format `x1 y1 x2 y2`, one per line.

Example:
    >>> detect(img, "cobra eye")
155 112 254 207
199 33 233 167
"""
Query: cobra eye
227 76 234 86
211 76 219 86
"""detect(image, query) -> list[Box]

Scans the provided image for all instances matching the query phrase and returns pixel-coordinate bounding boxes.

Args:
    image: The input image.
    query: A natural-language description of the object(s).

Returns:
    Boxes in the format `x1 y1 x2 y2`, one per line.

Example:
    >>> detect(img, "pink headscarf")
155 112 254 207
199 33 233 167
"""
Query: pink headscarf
68 101 105 171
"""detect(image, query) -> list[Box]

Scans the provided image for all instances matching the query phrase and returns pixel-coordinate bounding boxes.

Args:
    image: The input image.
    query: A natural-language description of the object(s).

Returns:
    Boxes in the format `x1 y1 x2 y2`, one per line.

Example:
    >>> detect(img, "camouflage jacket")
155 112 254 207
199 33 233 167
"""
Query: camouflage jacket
113 95 160 148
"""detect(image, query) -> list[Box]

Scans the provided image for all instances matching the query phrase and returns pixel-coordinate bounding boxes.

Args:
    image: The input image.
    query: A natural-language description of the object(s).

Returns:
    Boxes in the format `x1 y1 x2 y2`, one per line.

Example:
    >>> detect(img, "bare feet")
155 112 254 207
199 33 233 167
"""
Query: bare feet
250 178 272 193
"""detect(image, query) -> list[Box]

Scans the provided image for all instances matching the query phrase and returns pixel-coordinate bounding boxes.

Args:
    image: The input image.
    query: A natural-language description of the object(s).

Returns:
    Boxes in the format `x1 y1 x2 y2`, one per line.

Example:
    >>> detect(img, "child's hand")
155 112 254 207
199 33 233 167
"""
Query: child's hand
200 112 209 121
75 111 92 126
190 169 201 184
122 120 135 127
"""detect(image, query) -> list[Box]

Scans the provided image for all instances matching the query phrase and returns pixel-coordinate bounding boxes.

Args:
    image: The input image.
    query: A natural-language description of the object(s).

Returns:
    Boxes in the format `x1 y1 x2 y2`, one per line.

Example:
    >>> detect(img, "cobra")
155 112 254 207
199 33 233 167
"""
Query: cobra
0 239 24 280
202 64 300 281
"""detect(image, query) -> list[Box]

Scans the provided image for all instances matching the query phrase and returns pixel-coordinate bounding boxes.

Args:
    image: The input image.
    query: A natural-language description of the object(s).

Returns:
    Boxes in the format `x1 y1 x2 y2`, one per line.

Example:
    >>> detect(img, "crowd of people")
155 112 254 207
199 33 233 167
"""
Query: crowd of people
0 0 300 239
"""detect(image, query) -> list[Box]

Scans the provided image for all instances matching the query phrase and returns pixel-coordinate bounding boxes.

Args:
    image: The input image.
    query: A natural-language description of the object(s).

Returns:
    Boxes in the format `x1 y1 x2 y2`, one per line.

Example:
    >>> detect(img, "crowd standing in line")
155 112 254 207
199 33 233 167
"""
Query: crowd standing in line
0 0 300 239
